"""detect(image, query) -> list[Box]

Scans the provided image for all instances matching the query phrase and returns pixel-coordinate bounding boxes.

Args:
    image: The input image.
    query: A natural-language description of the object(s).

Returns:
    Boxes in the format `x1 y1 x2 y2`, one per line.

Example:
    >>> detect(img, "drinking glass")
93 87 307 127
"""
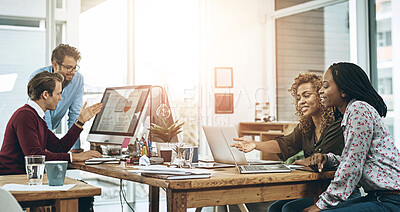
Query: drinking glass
25 155 45 185
177 146 194 168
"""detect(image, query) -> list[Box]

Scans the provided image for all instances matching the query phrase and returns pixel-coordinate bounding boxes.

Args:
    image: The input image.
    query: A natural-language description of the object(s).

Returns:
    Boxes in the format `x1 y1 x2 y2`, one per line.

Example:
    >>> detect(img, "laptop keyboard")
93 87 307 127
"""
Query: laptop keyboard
240 165 267 171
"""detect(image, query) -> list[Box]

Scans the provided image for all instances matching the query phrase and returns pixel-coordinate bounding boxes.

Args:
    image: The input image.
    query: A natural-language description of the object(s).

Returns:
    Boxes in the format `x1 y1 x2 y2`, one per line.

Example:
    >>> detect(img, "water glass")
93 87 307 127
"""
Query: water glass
177 146 194 168
25 155 45 185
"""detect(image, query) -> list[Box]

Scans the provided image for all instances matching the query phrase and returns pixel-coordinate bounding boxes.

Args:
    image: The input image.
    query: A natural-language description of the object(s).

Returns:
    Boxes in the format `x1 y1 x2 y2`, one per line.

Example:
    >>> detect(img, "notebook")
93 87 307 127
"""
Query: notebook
202 126 291 174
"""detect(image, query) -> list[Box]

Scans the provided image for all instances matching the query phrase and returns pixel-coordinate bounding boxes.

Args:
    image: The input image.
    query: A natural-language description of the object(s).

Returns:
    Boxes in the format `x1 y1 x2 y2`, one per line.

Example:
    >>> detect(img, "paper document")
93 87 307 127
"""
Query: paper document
2 184 76 191
141 172 211 180
129 165 211 175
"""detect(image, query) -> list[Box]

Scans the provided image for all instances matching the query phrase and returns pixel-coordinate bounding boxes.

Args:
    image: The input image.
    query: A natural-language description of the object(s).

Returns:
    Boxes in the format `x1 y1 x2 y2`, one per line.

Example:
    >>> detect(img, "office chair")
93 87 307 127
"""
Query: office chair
0 188 23 212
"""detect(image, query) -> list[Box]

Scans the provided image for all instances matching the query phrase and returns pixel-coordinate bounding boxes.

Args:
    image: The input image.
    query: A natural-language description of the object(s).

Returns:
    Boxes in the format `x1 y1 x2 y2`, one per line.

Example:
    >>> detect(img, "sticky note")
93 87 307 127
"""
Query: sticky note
121 138 130 148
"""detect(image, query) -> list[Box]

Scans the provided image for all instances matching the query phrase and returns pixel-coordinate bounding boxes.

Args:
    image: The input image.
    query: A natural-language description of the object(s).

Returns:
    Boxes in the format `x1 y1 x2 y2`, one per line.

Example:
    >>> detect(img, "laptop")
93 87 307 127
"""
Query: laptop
202 126 291 174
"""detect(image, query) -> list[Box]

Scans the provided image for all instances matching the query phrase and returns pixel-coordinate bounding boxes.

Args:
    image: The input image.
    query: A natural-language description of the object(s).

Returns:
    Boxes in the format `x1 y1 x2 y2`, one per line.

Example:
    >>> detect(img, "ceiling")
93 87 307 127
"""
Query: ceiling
81 0 106 13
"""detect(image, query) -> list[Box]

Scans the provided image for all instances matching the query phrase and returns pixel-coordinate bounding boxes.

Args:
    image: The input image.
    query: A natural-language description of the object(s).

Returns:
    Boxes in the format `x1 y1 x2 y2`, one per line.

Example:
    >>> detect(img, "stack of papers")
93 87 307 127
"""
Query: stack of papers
85 157 120 165
129 165 211 180
2 184 76 191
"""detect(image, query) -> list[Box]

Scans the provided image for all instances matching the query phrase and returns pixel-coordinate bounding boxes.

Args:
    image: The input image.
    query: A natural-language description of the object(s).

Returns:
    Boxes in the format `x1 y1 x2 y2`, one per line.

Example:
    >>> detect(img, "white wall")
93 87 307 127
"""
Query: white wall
199 0 270 158
200 0 269 127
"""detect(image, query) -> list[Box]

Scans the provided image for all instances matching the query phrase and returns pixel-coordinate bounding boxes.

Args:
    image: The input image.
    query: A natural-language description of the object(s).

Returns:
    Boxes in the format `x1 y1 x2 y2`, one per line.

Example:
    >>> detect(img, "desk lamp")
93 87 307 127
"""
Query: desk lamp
152 85 171 119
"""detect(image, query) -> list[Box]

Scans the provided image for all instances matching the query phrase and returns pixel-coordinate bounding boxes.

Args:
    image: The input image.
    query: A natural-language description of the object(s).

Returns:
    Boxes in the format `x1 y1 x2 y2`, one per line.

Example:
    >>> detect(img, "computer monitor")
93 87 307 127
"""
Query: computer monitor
87 85 151 144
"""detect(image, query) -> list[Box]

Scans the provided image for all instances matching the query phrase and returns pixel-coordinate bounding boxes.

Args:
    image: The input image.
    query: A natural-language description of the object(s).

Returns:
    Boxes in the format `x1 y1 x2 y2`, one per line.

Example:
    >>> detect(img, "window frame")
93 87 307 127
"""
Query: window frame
268 0 370 119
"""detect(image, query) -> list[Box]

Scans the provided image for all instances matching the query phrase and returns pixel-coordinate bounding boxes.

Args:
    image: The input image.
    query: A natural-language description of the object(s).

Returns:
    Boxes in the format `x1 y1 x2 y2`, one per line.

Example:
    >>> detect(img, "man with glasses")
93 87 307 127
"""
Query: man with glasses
29 44 84 153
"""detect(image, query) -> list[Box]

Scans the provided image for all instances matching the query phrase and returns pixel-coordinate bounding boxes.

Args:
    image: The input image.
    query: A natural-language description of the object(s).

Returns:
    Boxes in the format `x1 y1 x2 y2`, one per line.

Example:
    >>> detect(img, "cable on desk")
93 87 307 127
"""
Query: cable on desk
119 179 135 212
119 179 123 211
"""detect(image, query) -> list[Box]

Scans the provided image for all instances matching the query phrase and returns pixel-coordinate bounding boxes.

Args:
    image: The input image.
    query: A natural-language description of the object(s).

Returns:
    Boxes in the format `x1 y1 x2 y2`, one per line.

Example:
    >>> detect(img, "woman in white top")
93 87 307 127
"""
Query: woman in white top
304 62 400 212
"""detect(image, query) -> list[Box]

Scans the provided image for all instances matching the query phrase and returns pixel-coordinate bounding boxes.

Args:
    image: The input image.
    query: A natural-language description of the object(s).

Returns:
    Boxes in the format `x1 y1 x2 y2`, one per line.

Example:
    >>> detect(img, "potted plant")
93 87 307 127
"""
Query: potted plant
149 117 184 162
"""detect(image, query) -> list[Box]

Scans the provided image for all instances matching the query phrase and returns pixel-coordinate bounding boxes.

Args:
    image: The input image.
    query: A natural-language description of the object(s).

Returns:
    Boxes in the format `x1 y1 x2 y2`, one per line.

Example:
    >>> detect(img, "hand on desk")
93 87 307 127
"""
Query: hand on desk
231 137 256 153
303 205 321 212
309 153 327 172
293 154 328 172
72 150 102 162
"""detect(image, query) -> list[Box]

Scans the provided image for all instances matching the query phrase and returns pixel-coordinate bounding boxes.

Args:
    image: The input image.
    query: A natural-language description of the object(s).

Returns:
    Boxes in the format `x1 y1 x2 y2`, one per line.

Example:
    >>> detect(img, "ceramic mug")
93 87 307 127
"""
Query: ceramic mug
45 161 68 186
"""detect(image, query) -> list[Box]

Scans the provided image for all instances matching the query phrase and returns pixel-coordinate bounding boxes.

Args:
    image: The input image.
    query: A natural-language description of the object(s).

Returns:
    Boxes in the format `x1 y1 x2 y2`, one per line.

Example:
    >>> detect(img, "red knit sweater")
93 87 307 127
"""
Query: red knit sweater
0 104 82 175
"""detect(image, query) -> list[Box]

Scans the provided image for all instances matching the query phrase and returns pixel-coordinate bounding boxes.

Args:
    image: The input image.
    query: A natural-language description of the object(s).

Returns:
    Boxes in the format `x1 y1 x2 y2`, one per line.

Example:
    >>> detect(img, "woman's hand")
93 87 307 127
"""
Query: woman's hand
309 153 328 172
230 137 256 153
303 205 321 212
76 102 103 125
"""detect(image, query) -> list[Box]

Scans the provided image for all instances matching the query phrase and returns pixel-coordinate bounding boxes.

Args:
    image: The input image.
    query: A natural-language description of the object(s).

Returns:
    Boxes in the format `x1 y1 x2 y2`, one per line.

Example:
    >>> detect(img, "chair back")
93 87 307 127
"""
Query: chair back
0 188 23 212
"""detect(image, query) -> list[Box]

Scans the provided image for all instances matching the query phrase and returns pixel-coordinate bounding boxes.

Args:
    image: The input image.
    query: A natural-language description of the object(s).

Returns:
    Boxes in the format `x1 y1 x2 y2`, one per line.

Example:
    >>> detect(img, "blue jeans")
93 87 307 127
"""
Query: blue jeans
325 192 400 211
268 198 314 212
268 189 361 212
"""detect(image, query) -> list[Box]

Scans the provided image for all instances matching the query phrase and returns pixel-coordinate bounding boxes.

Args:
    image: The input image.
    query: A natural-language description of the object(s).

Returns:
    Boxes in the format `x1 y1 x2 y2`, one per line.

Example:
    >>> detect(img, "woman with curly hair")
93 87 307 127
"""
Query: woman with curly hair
231 72 347 211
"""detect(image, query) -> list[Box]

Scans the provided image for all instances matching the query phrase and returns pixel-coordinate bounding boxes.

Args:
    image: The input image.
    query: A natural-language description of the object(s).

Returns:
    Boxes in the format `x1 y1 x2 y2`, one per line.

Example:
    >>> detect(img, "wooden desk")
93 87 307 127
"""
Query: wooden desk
71 162 334 212
0 174 101 212
239 122 298 160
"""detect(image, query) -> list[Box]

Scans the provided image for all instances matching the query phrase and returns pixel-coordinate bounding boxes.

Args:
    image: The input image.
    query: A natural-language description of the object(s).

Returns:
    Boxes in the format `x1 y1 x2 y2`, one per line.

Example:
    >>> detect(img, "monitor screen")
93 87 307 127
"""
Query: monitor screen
89 85 151 137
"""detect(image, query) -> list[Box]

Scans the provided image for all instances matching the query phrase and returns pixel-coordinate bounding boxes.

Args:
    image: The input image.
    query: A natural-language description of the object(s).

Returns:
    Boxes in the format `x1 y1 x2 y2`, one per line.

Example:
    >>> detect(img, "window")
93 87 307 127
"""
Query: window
55 22 65 46
377 31 392 47
0 2 46 145
79 0 128 146
275 1 350 121
134 0 200 146
372 0 399 145
56 0 64 9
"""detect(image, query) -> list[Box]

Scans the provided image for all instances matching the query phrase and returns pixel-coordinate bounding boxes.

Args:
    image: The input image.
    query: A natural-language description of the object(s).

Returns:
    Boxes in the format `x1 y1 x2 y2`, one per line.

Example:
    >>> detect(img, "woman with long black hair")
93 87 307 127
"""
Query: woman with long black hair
304 62 400 212
231 72 348 211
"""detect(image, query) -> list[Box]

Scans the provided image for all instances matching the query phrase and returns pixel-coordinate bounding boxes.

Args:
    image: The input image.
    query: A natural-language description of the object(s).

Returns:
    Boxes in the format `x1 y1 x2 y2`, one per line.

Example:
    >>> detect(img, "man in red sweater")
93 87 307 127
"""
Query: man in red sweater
0 71 103 174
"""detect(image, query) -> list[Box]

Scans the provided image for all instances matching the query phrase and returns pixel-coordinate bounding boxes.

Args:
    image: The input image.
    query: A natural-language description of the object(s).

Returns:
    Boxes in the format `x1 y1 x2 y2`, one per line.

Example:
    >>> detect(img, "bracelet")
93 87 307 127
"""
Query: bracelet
76 120 84 127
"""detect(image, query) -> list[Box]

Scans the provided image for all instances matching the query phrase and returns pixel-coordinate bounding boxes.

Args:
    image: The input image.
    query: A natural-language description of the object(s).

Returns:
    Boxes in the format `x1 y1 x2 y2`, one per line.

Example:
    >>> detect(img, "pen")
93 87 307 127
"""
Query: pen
148 140 152 157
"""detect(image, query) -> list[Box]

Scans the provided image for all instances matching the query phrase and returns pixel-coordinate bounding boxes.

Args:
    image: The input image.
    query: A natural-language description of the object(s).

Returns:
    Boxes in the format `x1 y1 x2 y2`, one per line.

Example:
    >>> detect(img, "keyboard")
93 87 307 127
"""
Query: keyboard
239 165 267 171
238 164 291 174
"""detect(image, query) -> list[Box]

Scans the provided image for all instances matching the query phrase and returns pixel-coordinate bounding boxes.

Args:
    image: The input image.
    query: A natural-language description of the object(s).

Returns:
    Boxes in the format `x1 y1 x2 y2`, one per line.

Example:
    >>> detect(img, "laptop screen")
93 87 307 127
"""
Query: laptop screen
202 126 248 165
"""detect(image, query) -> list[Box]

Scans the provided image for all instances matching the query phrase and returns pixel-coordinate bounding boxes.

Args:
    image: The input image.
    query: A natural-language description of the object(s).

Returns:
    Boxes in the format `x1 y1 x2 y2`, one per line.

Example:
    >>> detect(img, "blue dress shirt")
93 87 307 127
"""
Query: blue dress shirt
29 66 84 149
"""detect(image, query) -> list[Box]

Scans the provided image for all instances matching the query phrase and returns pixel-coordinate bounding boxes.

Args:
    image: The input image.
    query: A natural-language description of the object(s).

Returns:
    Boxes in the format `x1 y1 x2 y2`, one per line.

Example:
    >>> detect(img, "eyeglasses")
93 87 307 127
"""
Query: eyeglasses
58 63 80 72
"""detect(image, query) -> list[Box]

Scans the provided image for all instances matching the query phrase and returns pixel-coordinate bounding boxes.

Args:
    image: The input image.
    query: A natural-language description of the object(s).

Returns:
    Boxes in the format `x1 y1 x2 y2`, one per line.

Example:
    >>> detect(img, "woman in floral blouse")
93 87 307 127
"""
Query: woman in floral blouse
304 62 400 212
231 72 350 212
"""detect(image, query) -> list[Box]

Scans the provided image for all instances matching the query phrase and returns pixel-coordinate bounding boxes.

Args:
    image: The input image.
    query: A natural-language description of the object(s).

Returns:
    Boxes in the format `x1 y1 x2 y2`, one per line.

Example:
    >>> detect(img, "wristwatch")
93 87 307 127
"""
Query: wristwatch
76 120 84 127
